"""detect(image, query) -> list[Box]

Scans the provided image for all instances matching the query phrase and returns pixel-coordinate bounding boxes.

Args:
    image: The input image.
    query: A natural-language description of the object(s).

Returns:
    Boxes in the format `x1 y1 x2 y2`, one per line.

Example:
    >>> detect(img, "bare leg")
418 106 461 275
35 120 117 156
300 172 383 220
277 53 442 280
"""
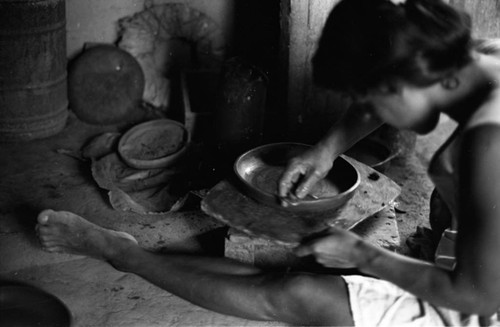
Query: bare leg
36 209 354 326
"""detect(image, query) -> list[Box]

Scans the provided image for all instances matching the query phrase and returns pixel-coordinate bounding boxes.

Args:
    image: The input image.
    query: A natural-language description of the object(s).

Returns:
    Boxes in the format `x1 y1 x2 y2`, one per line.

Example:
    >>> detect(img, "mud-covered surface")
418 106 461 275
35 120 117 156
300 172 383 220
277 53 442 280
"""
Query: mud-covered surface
0 114 459 327
0 114 224 261
202 157 400 245
384 117 457 254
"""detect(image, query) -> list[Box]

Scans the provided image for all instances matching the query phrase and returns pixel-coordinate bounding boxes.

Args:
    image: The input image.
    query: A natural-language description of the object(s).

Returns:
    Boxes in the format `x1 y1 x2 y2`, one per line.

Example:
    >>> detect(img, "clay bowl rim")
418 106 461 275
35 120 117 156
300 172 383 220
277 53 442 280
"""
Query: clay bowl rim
233 142 361 212
0 283 73 327
118 119 188 170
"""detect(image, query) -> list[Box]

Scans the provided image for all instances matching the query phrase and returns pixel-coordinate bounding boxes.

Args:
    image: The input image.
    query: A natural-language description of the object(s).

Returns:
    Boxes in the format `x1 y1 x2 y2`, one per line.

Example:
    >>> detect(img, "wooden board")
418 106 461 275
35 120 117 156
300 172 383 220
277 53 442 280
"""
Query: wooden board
201 156 400 245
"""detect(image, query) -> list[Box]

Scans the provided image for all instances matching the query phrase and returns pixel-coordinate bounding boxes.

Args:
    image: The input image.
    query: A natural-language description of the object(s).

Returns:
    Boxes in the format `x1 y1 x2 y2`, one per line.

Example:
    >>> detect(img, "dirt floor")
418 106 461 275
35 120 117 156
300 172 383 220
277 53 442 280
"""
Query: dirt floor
0 113 457 326
384 115 457 255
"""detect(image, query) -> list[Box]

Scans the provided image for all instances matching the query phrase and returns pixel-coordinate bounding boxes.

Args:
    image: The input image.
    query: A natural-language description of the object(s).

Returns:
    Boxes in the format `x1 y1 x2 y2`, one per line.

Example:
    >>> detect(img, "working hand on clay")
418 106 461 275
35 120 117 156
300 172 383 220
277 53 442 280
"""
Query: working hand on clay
278 146 335 206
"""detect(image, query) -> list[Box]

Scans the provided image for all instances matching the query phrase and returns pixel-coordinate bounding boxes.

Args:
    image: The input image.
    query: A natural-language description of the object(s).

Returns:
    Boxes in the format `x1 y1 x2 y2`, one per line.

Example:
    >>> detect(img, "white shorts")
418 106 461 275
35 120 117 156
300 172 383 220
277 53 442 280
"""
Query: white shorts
342 275 499 327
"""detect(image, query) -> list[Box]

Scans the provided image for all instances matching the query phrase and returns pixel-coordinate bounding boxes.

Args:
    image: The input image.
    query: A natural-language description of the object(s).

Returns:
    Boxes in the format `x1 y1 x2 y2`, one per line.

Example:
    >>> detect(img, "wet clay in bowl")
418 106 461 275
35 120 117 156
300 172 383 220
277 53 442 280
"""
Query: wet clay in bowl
234 142 360 212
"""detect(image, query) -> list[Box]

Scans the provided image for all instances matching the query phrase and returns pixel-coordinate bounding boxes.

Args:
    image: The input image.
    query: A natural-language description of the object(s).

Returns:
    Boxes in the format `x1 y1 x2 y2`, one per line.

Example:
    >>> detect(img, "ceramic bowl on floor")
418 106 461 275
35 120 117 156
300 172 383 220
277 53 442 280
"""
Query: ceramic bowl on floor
118 119 188 169
0 282 72 327
234 142 360 212
344 138 398 172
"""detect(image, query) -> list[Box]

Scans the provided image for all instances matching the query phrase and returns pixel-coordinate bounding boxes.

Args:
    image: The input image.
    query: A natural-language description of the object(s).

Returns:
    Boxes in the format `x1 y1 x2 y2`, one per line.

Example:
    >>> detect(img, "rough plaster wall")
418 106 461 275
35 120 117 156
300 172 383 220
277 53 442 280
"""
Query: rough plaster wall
66 0 144 58
449 0 500 38
66 0 234 59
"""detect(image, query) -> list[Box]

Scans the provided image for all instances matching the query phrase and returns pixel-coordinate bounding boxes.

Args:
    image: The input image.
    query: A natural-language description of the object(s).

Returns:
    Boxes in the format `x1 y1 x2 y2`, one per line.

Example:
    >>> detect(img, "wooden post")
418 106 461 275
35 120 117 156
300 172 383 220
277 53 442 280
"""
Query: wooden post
280 0 346 142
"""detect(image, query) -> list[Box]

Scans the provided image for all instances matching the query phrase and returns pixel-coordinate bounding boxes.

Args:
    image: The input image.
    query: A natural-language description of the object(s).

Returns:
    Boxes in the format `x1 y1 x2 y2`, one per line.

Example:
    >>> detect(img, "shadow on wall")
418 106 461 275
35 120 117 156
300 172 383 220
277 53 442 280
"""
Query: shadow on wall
232 0 286 142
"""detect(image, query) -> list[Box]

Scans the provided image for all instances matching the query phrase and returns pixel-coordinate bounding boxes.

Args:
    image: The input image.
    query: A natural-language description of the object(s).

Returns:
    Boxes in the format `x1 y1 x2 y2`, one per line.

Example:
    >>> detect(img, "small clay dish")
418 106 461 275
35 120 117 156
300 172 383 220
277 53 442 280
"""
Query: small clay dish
0 283 72 327
234 142 360 212
344 138 398 172
118 119 188 169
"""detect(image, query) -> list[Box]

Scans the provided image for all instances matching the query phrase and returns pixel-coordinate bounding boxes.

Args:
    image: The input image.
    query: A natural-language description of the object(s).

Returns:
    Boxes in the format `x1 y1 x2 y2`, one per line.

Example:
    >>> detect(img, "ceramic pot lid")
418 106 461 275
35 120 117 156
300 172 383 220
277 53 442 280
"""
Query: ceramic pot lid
68 44 145 125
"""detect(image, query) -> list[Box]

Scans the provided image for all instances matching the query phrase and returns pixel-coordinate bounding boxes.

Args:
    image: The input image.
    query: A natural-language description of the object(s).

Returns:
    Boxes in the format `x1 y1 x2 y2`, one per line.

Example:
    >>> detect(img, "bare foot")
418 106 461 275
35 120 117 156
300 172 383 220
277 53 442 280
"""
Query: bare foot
35 209 138 262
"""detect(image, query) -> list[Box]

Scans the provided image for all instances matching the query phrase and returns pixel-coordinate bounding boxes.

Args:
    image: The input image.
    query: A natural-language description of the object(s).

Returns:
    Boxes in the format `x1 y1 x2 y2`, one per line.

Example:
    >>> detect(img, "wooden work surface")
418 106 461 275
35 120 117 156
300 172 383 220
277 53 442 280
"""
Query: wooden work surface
201 157 401 245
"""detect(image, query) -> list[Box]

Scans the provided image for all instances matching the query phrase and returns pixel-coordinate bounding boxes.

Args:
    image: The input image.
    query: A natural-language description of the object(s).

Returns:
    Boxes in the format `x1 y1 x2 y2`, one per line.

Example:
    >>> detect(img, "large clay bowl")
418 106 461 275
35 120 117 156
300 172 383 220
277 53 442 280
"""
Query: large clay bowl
234 142 360 212
118 119 188 169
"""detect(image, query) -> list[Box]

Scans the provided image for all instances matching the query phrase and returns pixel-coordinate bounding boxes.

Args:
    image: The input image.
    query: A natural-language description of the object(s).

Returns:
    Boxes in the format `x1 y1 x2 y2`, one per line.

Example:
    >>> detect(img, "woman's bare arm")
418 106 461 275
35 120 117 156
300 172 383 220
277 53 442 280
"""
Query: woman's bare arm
297 124 500 315
316 102 383 158
356 124 500 315
279 102 383 199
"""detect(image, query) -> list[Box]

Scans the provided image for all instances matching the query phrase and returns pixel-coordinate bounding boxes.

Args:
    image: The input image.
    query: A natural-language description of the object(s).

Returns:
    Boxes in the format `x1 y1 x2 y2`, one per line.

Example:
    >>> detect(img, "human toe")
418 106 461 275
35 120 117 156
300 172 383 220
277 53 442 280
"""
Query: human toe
37 209 55 224
38 232 58 244
36 223 54 236
43 245 65 253
40 240 60 248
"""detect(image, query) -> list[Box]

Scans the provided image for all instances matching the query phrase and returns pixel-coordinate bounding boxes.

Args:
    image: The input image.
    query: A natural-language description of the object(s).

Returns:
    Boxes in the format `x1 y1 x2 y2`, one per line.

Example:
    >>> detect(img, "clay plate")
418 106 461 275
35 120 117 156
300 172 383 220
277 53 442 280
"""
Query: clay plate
118 119 188 169
234 142 360 212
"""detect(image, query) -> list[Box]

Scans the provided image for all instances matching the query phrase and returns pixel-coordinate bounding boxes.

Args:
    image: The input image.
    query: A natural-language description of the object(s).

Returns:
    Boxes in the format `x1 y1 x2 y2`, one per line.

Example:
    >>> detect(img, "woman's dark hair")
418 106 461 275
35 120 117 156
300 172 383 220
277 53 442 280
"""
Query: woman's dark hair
312 0 473 94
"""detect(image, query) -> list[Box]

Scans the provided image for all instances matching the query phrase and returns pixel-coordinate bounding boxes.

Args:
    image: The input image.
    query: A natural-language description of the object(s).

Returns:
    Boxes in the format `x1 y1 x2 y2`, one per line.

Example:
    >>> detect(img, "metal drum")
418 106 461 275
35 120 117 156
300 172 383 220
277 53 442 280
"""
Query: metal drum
0 0 68 142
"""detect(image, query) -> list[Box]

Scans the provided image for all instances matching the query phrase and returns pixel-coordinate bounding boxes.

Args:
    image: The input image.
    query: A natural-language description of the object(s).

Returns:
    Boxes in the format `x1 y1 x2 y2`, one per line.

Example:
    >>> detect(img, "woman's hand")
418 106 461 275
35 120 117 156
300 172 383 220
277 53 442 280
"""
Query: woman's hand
278 146 335 205
294 228 363 269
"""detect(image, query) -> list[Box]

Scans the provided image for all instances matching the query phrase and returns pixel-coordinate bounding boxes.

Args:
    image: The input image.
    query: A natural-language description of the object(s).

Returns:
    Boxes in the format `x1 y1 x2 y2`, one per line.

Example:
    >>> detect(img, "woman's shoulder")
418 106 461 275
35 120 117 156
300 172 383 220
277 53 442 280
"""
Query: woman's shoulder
463 40 500 129
465 89 500 130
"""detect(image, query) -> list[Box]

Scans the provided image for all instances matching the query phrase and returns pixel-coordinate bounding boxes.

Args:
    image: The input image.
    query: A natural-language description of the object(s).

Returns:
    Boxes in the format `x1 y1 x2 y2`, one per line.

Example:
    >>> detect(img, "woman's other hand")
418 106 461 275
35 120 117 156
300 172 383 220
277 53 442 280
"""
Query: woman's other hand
294 227 362 269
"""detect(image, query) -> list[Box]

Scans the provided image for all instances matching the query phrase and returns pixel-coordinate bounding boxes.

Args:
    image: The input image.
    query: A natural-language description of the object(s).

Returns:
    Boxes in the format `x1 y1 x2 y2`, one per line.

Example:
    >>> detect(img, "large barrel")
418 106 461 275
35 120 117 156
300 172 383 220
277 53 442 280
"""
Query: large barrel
0 0 68 142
